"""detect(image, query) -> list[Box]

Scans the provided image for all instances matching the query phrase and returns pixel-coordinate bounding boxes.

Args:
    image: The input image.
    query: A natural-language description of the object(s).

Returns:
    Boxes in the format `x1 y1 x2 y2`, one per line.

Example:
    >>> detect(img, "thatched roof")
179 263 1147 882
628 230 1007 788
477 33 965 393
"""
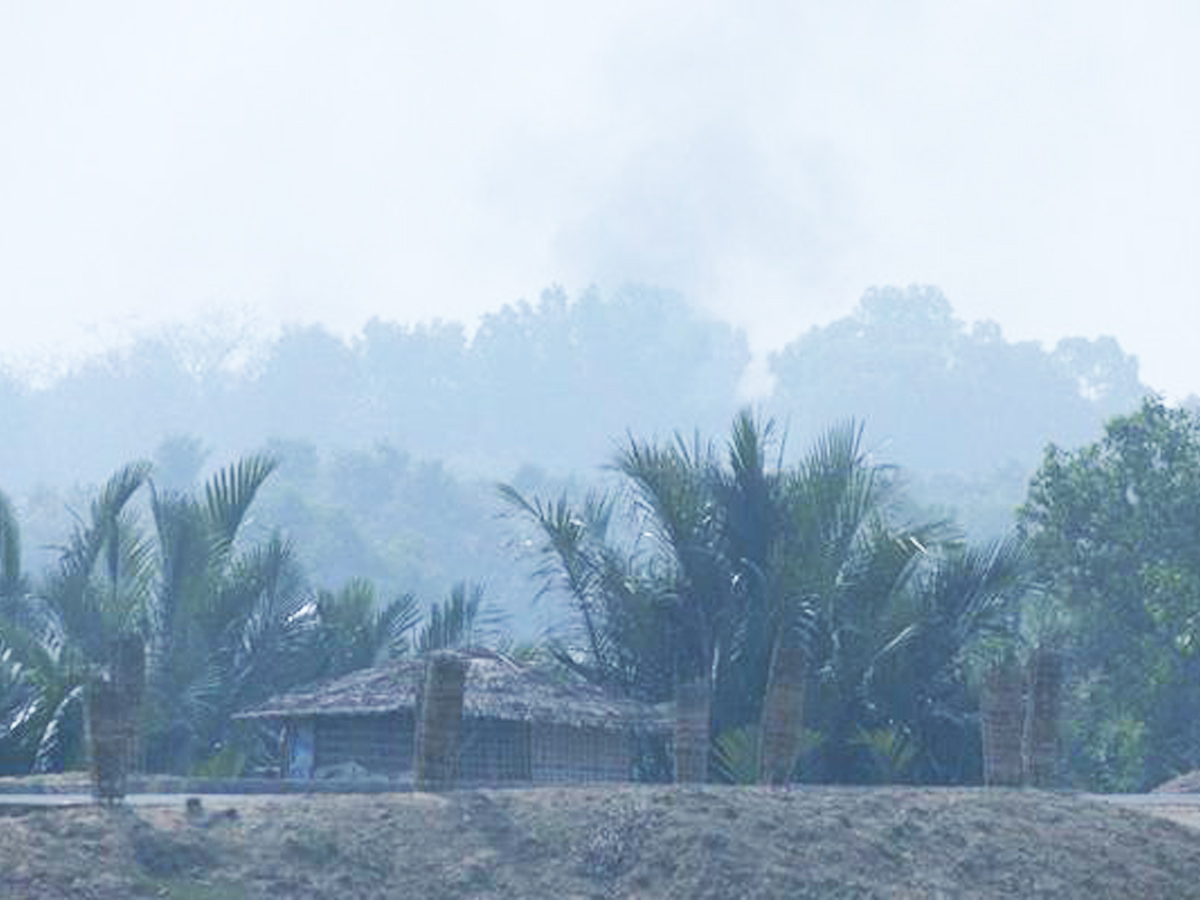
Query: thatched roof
236 649 671 733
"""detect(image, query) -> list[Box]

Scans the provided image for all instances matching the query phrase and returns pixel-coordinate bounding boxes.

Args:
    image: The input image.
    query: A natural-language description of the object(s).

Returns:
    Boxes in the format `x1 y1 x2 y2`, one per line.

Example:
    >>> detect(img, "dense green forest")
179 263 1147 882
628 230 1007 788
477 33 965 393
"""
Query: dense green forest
6 284 1197 792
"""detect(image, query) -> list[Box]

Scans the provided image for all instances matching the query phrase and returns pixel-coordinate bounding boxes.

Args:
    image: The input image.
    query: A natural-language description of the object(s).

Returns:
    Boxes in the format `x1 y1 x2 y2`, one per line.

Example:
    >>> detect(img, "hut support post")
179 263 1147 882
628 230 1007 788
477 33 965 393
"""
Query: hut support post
414 652 468 791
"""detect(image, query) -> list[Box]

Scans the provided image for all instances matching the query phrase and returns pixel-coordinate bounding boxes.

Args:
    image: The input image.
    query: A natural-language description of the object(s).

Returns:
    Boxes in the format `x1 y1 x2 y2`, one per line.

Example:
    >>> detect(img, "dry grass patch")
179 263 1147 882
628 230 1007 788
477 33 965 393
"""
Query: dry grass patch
2 786 1200 898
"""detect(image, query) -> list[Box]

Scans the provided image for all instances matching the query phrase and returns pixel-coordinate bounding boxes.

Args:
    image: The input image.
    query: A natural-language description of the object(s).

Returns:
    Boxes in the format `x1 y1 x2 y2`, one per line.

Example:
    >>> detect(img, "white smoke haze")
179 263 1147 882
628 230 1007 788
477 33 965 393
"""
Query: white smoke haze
1 1 1196 394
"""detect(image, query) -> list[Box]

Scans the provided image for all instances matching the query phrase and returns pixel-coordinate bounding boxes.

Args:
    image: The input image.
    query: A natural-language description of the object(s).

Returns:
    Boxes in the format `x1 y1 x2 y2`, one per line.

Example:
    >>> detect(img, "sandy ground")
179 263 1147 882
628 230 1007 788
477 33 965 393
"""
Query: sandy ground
3 785 1200 899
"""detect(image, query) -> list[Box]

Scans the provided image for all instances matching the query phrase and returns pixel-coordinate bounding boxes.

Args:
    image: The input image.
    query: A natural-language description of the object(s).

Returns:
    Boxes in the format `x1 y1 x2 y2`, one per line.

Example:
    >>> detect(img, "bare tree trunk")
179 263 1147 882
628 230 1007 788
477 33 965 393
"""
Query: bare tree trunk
674 678 711 783
757 627 806 785
415 652 468 791
980 654 1024 787
1025 646 1063 788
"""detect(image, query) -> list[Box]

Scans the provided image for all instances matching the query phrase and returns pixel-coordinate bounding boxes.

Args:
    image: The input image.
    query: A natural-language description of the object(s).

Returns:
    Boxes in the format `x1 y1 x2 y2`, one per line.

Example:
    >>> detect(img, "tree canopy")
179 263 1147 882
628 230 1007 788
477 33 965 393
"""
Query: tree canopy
769 286 1145 476
1019 397 1200 789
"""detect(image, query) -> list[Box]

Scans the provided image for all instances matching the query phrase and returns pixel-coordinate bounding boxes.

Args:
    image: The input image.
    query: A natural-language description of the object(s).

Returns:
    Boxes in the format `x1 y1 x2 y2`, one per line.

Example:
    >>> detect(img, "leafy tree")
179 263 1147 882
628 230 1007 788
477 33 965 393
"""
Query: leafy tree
152 435 210 493
248 438 533 630
1019 397 1200 789
471 286 749 475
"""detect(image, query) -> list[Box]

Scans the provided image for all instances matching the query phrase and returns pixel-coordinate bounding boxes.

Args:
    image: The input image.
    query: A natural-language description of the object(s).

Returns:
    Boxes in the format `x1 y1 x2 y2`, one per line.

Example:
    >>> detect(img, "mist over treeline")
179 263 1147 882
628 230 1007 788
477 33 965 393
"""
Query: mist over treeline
0 284 1149 621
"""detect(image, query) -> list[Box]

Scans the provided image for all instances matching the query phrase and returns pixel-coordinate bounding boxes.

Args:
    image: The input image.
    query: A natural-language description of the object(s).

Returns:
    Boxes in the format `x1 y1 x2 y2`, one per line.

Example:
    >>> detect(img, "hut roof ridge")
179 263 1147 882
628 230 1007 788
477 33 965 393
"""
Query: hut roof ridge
235 650 669 733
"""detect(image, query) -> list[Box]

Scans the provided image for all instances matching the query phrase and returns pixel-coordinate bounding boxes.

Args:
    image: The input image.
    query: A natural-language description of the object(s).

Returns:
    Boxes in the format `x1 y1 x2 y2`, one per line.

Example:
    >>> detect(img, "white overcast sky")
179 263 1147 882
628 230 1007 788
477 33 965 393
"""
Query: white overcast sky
1 1 1197 395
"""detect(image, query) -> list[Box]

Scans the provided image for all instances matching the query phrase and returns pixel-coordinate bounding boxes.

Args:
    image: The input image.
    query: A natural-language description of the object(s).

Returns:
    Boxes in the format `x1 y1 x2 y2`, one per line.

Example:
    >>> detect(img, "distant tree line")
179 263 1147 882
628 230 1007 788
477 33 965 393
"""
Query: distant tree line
0 284 1145 496
0 285 1149 620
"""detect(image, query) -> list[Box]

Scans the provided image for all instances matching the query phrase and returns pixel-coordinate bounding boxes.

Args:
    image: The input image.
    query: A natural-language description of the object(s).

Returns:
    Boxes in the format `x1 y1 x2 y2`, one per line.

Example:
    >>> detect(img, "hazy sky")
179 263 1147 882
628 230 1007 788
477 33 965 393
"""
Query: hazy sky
2 2 1197 395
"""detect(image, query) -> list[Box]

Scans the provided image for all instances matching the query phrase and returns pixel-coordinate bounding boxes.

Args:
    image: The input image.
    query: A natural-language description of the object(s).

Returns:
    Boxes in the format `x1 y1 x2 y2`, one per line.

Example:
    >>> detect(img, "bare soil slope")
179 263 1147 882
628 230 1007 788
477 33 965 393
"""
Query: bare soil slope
3 786 1200 899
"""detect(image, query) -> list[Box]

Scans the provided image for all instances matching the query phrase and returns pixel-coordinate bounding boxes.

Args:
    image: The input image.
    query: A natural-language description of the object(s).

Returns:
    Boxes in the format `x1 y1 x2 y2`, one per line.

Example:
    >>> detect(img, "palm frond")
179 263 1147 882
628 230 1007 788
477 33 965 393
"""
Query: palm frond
713 725 760 785
148 488 213 647
31 684 85 773
373 591 422 662
44 463 152 660
81 461 153 578
498 483 615 667
419 581 504 652
316 579 421 674
223 535 314 705
852 725 917 783
204 454 278 555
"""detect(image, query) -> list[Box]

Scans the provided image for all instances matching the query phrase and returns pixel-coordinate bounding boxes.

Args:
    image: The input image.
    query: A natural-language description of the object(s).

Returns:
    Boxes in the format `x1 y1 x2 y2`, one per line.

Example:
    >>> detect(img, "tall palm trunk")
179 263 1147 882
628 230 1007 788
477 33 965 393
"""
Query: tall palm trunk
86 677 130 803
1025 645 1063 788
980 653 1024 787
415 651 468 791
674 677 711 783
111 633 145 773
86 634 147 802
757 625 806 785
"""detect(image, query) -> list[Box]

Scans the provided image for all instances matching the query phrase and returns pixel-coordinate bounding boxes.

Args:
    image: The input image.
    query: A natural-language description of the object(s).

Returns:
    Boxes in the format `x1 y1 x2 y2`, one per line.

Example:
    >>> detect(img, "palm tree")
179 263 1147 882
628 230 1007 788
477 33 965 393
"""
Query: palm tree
502 409 1030 786
0 455 327 775
613 430 733 782
866 538 1028 783
310 577 497 679
0 464 154 772
0 486 50 774
498 483 675 702
314 578 421 678
136 456 326 773
0 488 26 604
505 412 858 781
754 419 898 784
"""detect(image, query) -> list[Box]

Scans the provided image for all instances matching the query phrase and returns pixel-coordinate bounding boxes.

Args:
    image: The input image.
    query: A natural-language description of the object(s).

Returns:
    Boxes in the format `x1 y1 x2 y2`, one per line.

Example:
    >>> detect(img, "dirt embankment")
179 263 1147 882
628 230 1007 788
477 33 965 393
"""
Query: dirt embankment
3 786 1200 899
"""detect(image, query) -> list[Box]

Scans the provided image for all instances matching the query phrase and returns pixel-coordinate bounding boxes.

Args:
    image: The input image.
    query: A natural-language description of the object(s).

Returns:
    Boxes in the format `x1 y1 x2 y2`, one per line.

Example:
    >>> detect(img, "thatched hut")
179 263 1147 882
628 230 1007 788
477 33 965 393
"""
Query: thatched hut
236 649 671 785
